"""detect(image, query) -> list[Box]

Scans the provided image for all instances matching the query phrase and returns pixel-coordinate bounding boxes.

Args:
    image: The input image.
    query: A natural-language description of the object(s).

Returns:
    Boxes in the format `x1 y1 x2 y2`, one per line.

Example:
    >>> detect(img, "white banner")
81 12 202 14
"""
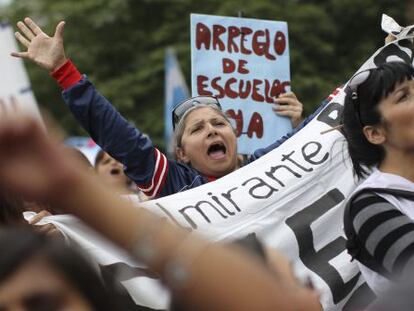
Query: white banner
32 15 414 311
24 211 170 309
0 22 40 118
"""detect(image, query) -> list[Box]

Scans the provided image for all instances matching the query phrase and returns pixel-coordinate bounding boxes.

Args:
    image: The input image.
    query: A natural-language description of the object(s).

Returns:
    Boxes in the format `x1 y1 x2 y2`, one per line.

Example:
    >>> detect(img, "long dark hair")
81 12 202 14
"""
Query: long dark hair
343 61 414 179
0 228 118 311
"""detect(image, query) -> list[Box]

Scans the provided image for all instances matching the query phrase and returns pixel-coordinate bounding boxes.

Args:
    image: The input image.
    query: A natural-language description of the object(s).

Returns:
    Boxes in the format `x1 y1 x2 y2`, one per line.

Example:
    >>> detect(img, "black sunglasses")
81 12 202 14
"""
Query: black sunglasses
172 96 222 130
347 69 373 127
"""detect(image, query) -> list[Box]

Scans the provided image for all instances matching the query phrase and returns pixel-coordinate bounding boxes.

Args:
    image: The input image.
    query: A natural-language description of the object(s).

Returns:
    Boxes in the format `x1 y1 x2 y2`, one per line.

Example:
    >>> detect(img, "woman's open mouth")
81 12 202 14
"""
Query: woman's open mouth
207 142 227 160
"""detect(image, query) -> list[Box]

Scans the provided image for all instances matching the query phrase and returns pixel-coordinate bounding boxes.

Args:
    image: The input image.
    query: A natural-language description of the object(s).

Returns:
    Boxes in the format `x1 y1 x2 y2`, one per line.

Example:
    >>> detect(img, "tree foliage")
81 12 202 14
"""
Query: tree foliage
0 0 407 147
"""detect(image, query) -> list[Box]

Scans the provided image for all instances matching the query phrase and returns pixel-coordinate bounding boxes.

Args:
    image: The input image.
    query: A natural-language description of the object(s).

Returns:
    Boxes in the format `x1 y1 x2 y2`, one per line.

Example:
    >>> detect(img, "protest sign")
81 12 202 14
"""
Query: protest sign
0 22 40 118
191 14 292 154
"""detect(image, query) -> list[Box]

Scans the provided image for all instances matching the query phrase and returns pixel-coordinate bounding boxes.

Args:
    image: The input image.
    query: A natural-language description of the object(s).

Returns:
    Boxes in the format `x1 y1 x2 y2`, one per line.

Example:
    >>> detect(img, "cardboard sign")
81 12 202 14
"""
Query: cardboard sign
191 14 291 154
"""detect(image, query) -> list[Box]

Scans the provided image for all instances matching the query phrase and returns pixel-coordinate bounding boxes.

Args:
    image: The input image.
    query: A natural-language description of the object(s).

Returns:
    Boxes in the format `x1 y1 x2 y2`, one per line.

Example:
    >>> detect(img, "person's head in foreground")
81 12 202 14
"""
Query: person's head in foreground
0 227 117 311
343 61 414 177
173 96 238 177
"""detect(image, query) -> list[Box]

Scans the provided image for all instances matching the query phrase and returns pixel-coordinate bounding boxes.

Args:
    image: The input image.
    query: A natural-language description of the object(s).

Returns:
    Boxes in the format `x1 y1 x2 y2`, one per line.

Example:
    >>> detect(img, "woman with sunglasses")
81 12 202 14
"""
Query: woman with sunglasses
12 18 303 199
342 61 414 295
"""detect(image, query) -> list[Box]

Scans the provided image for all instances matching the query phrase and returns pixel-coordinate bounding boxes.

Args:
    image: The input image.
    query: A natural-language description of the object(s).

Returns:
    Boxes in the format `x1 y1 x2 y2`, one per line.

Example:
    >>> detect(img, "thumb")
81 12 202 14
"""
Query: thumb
54 21 65 39
29 210 51 225
385 34 396 44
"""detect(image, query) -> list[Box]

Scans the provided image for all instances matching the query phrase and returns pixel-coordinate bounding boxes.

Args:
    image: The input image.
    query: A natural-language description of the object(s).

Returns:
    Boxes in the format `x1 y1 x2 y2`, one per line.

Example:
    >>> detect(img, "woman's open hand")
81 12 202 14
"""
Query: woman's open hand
11 17 67 72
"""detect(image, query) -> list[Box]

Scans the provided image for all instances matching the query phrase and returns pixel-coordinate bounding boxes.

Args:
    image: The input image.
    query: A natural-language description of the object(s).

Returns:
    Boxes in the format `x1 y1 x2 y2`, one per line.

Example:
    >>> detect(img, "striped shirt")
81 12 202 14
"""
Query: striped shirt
351 191 414 278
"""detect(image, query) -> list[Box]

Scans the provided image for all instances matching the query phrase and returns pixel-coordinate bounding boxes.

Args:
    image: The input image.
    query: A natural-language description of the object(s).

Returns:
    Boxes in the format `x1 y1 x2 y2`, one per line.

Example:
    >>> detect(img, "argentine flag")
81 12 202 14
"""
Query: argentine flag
164 48 189 157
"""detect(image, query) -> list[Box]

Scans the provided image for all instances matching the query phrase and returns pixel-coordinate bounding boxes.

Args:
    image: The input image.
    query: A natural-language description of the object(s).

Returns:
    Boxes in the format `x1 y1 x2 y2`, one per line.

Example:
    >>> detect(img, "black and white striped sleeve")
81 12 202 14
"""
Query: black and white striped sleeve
350 192 414 276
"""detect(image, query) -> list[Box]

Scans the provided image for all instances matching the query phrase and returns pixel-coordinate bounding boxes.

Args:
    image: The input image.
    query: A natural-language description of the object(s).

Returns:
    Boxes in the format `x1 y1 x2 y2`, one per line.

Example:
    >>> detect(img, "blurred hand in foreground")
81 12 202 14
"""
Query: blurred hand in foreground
0 116 72 202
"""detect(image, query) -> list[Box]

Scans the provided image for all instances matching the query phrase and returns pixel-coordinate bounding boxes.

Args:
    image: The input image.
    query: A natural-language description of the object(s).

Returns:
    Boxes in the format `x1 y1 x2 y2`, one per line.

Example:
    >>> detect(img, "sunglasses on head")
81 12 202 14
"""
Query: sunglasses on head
347 69 373 127
172 96 222 130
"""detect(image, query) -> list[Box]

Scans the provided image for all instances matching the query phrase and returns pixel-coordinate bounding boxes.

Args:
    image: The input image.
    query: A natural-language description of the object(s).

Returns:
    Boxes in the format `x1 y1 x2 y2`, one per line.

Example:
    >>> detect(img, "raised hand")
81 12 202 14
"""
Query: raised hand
273 92 304 128
11 17 67 72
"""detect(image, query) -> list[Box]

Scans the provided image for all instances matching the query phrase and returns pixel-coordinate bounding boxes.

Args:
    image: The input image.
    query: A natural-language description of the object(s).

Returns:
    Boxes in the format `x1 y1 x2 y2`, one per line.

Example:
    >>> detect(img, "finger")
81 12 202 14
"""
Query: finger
40 109 65 142
278 92 297 99
17 20 35 40
0 97 11 116
385 34 396 44
9 96 18 112
46 228 64 239
0 98 5 112
274 110 296 117
24 17 43 36
29 210 51 224
10 51 29 59
274 110 302 123
14 32 30 48
0 98 8 117
34 224 55 234
54 21 65 40
274 97 301 106
273 105 301 112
